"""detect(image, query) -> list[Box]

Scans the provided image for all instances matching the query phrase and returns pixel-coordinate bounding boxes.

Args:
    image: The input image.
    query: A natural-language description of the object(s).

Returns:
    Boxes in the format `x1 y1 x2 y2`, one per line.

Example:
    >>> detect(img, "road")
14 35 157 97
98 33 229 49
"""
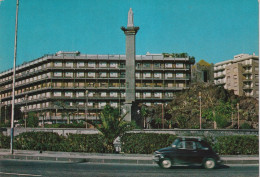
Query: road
0 160 258 177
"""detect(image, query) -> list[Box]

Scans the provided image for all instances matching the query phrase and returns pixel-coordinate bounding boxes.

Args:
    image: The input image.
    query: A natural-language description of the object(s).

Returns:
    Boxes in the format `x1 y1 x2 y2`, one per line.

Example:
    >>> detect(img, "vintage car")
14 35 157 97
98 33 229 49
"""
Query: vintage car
153 137 222 169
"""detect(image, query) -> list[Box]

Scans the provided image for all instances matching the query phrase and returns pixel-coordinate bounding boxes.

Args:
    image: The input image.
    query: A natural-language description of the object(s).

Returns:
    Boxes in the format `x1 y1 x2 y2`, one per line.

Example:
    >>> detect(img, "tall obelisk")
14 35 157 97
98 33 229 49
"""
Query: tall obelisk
121 8 139 121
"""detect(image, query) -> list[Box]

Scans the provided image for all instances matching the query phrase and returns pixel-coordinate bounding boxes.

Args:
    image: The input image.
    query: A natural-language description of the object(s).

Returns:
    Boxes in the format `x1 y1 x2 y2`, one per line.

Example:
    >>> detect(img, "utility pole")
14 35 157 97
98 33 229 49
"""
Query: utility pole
162 103 164 129
199 92 202 129
10 0 19 154
237 103 240 129
24 94 28 128
85 90 88 128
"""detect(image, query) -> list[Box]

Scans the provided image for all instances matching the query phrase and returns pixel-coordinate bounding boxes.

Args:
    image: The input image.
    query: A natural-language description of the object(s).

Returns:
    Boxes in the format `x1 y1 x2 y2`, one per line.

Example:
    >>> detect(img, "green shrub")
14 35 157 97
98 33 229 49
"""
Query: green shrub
240 123 252 129
14 132 64 151
214 135 258 155
63 134 105 153
0 133 10 148
44 123 85 128
121 133 177 154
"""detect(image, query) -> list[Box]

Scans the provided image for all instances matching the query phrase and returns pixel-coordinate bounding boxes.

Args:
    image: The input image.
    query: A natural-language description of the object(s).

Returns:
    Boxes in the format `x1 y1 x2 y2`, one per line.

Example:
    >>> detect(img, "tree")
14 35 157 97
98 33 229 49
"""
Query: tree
88 105 136 153
27 112 39 127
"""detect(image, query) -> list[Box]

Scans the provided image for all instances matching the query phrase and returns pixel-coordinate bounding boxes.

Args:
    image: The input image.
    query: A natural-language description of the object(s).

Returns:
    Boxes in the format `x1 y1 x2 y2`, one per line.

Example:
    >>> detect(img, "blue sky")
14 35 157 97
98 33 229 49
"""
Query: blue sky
0 0 258 72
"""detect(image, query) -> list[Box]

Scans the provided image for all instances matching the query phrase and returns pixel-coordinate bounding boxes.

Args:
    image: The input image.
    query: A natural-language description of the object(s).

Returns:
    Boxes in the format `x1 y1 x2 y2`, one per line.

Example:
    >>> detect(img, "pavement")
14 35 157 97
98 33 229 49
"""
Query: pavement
0 149 258 165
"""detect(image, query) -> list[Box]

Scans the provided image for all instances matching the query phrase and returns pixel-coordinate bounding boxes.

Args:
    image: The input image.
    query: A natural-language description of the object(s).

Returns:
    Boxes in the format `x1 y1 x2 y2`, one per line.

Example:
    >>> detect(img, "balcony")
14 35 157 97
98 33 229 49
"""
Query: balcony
243 85 253 90
243 70 252 75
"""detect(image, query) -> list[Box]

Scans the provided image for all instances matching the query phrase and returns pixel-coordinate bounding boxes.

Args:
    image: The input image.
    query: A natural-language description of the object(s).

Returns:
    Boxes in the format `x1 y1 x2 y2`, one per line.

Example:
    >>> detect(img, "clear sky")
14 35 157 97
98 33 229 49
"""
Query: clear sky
0 0 258 72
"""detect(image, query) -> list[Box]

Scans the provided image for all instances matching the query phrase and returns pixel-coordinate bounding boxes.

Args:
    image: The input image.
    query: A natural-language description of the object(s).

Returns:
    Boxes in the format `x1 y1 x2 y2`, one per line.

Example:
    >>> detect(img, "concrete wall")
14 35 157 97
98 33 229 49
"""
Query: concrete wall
1 128 258 137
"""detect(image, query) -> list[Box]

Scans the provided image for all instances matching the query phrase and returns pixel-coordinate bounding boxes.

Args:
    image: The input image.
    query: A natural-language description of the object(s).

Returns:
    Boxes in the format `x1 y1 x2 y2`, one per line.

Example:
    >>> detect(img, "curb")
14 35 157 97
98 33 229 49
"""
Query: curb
0 150 258 165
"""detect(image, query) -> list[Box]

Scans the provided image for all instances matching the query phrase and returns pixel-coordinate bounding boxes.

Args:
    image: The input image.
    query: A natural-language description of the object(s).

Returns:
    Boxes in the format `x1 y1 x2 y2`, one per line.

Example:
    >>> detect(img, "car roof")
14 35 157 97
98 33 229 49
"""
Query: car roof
177 136 204 142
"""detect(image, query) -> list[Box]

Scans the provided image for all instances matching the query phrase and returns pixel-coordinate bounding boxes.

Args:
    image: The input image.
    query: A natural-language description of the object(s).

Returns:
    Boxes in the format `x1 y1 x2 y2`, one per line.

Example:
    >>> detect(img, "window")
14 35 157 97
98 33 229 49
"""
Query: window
88 72 95 77
176 63 183 68
65 72 73 77
54 92 62 97
54 72 62 77
143 63 151 68
77 72 84 77
99 62 107 67
154 73 162 78
54 62 62 67
88 62 95 67
110 72 118 78
176 73 184 78
100 72 107 77
144 72 151 78
154 63 161 68
101 92 107 97
177 141 196 150
110 102 118 107
165 73 173 78
76 92 84 97
136 72 141 78
110 62 118 68
77 62 84 67
65 62 73 67
65 92 73 97
110 92 117 97
165 63 172 68
154 92 162 98
144 92 151 98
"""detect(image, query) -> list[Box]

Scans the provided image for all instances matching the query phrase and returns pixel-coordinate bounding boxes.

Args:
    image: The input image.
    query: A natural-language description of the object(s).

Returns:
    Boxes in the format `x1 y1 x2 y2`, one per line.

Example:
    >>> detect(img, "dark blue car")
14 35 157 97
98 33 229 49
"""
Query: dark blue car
153 137 222 169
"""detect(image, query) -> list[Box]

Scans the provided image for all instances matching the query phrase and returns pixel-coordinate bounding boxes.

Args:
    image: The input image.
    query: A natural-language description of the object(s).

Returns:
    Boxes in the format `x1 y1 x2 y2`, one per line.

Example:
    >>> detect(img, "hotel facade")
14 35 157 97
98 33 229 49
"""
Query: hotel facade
0 51 193 123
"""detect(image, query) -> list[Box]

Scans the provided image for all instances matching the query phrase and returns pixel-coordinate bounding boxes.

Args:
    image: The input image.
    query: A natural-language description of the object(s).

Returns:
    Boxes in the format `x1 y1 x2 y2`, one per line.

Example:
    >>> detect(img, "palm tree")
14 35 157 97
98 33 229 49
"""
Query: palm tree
88 105 135 153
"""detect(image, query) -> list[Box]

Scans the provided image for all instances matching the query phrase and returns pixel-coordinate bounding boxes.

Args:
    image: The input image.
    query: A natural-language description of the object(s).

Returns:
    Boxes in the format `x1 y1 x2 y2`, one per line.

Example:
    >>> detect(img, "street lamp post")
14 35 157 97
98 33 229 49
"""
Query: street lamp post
4 105 7 124
24 94 28 128
10 0 19 154
237 103 240 129
199 92 202 129
85 90 88 128
162 103 164 129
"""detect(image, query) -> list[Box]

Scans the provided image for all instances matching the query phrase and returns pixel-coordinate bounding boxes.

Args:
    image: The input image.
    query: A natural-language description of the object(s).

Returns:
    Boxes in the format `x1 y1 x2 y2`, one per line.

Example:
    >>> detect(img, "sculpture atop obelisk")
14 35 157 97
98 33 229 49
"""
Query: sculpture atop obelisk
121 8 139 121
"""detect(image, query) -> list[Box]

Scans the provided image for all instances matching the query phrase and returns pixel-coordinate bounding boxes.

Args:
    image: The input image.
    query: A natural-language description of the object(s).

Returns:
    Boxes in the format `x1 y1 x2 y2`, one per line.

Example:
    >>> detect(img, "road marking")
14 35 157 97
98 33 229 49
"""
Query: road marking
0 172 42 176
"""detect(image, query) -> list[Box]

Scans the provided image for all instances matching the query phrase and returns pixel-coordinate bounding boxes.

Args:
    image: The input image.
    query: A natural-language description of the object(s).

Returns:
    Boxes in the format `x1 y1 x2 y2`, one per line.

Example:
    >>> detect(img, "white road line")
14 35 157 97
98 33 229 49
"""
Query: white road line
0 172 42 176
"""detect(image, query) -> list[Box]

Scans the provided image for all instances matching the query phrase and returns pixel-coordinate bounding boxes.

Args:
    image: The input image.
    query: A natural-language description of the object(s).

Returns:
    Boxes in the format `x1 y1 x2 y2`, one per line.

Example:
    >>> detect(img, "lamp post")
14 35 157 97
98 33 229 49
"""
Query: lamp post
24 94 28 128
162 103 164 129
199 92 202 129
237 103 240 129
4 105 7 124
10 0 19 154
85 90 88 128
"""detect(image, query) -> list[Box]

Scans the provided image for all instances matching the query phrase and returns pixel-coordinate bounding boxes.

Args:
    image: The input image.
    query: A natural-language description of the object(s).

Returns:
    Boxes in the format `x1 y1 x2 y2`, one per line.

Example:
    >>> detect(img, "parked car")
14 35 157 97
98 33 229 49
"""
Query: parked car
153 137 222 169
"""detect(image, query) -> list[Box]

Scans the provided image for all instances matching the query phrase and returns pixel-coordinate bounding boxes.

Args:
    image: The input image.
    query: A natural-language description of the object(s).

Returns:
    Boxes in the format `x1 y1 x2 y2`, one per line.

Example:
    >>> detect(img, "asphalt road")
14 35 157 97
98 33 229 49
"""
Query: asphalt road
0 160 258 177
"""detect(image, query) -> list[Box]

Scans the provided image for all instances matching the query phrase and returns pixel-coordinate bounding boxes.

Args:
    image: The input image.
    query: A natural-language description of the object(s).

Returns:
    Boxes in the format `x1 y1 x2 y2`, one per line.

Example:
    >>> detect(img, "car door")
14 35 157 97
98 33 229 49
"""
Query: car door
175 141 199 164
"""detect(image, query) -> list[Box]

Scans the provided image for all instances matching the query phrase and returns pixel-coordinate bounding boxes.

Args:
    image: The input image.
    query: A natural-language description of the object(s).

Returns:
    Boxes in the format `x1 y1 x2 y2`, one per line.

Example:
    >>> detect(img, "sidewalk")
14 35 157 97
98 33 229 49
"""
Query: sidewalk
0 149 258 165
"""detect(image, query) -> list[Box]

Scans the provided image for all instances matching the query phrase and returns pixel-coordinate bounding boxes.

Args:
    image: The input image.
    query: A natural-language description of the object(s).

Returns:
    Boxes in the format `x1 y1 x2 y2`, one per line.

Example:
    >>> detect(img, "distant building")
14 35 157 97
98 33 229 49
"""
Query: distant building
214 54 259 99
191 60 214 83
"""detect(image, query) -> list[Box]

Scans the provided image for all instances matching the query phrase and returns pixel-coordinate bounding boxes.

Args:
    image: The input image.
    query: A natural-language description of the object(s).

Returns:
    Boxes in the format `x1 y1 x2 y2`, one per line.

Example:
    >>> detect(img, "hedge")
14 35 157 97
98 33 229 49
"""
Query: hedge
121 133 177 154
0 133 10 148
14 132 64 151
213 135 259 155
0 132 258 155
62 134 105 153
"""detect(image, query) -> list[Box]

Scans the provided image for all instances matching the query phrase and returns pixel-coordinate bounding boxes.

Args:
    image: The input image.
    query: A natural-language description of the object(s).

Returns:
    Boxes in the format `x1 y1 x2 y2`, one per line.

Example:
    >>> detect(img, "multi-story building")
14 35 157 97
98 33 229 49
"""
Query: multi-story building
214 54 259 99
0 51 192 123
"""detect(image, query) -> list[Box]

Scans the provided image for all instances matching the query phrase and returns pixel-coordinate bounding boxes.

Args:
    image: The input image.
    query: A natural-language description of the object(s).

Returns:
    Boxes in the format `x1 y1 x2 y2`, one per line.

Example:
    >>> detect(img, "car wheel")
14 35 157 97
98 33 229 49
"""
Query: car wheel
203 158 216 169
160 158 172 169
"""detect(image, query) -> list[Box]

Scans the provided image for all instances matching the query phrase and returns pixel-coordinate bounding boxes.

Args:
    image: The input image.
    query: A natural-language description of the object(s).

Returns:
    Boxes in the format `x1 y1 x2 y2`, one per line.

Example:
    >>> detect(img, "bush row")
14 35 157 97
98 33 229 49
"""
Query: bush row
0 132 258 155
121 133 177 154
0 132 105 153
